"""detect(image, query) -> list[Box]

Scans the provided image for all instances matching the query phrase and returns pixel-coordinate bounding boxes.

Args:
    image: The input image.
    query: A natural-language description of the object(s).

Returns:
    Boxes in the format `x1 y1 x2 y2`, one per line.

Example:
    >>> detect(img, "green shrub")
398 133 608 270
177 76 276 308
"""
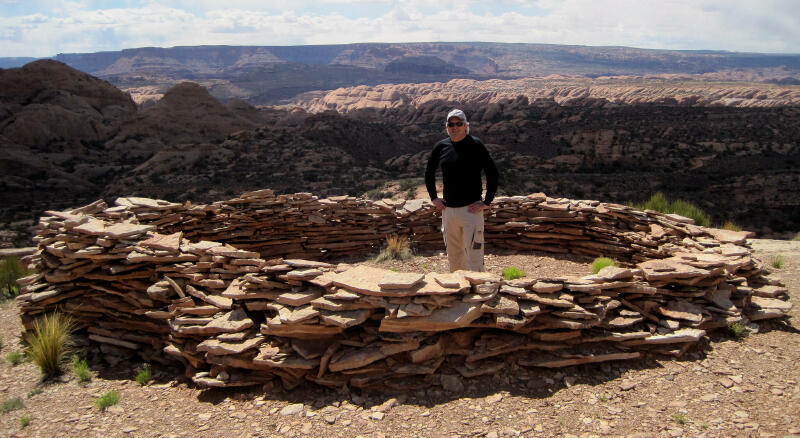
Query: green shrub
670 200 711 227
73 356 92 383
1 397 23 413
365 188 392 200
672 412 688 425
0 256 30 298
636 191 670 212
26 388 42 398
375 234 413 262
25 312 74 378
6 351 23 366
769 255 785 269
19 414 32 427
502 267 526 280
95 390 120 411
135 365 152 386
592 257 616 274
634 192 711 227
398 178 418 192
728 322 749 339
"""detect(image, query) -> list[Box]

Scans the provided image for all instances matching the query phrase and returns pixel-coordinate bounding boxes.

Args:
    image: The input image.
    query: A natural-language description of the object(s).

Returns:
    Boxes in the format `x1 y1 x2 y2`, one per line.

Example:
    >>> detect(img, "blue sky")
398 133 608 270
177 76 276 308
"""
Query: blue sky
1 0 798 57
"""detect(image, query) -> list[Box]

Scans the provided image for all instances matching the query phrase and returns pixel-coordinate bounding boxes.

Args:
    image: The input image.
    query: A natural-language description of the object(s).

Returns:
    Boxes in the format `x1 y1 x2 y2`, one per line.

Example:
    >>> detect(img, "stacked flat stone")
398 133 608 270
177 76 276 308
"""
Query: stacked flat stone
18 200 169 364
39 190 761 265
15 190 792 390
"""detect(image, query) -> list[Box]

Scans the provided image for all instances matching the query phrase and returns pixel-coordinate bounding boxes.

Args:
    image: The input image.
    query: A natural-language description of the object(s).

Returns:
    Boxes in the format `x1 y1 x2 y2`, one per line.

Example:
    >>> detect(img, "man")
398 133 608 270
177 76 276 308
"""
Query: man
425 109 498 272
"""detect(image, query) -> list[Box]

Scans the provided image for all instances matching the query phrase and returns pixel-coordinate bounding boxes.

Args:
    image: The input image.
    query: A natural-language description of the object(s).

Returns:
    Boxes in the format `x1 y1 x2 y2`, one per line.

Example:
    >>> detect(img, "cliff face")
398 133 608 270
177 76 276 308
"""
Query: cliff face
50 43 800 80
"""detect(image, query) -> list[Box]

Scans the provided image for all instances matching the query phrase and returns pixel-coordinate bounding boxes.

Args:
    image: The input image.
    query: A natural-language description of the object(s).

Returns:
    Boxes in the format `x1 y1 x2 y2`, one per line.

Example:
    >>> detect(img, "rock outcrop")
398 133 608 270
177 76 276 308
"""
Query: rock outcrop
293 77 800 113
17 190 791 390
0 60 136 148
107 82 263 150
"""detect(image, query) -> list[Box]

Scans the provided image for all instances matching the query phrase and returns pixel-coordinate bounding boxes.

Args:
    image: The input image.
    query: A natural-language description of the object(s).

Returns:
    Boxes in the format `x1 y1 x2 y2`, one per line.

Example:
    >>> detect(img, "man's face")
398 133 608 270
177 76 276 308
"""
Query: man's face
447 117 467 142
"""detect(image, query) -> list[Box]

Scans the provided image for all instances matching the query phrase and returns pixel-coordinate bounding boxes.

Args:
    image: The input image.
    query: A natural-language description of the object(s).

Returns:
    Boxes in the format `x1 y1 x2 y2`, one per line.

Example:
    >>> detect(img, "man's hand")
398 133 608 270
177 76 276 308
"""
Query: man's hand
432 198 446 211
467 201 488 213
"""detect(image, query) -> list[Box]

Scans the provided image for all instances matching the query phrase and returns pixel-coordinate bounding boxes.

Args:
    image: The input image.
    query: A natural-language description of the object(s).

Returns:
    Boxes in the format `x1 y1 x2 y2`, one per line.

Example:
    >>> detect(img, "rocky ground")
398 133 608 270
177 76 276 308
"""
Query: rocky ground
0 240 798 438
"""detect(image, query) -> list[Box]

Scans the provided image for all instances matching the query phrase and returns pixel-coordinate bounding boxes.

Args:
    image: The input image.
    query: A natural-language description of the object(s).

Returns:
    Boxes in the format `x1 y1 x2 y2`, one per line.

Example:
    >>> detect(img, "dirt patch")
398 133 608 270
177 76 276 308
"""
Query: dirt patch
1 241 798 437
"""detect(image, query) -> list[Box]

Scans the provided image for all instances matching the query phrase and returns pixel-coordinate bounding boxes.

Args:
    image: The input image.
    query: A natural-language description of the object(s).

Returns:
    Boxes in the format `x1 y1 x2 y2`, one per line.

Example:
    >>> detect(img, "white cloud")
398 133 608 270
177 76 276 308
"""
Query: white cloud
0 0 798 57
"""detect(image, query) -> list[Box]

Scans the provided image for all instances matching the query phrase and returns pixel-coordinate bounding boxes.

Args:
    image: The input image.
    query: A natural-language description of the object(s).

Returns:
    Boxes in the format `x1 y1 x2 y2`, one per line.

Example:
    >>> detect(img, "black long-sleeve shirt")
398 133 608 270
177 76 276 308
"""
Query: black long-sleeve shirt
425 135 499 208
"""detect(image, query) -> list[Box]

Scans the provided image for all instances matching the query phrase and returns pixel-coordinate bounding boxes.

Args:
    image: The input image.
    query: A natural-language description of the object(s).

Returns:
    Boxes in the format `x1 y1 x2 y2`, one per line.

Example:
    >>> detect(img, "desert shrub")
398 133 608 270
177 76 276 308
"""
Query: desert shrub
0 256 30 298
6 351 23 366
19 414 32 427
592 257 616 274
73 356 91 383
671 200 711 227
25 312 74 378
720 221 742 231
633 192 711 227
375 234 413 262
365 188 392 200
793 232 800 241
502 267 526 280
728 322 749 339
672 412 688 425
95 390 120 411
398 178 418 192
769 255 785 269
135 365 152 386
1 397 23 413
26 388 42 398
635 191 669 212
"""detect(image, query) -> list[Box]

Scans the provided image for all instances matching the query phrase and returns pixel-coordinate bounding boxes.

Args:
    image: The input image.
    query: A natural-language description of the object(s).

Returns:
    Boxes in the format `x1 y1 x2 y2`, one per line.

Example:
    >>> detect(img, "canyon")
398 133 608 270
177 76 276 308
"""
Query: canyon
1 43 799 247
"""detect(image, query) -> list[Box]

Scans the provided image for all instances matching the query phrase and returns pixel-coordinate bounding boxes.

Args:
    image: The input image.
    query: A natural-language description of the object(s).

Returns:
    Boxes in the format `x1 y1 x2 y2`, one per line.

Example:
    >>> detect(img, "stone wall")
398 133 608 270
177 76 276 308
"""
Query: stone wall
16 190 792 390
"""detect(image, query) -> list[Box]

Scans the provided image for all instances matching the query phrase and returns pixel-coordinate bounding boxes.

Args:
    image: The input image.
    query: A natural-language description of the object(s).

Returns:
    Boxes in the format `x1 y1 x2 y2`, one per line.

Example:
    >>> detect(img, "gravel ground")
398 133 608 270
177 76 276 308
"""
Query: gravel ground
0 241 798 438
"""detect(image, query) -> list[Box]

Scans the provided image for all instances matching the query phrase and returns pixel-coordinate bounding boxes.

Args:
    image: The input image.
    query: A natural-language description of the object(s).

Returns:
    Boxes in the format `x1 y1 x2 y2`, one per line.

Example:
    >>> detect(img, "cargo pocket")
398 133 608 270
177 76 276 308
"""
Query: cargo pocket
471 227 484 250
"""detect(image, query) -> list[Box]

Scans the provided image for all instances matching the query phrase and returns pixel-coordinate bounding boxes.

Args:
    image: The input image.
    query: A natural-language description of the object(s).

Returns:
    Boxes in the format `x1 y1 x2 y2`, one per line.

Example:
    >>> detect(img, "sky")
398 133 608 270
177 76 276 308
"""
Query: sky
1 0 799 58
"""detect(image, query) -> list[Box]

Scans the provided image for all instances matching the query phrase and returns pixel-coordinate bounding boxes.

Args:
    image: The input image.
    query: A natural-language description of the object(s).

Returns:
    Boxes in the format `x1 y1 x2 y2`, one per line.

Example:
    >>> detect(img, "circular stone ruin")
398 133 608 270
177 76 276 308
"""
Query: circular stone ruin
16 190 792 390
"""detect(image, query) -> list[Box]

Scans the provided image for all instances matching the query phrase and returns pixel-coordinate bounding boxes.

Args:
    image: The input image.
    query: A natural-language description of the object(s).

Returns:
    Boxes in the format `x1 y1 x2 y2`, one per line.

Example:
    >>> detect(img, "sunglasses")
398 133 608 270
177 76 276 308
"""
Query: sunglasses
447 122 464 127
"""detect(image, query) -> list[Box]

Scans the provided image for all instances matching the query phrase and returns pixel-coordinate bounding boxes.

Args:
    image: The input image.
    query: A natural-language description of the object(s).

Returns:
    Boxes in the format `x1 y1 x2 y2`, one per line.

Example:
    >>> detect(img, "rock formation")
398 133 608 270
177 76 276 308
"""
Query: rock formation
107 82 264 150
293 77 800 113
17 190 791 390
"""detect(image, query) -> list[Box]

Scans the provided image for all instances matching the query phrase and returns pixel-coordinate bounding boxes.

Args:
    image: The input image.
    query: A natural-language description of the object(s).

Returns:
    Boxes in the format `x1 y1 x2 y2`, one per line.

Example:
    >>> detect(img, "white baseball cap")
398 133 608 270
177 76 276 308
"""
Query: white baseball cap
446 109 468 124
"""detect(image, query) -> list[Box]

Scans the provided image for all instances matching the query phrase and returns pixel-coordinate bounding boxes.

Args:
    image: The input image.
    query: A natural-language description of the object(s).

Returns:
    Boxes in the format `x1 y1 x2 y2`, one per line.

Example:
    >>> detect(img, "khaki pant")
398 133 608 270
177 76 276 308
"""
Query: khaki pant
442 206 485 272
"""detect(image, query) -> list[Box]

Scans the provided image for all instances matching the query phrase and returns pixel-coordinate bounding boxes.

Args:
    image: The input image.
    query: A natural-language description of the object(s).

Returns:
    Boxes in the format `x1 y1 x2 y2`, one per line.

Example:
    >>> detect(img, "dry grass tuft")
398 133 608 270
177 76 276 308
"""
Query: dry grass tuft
25 312 74 378
376 234 413 262
720 221 742 231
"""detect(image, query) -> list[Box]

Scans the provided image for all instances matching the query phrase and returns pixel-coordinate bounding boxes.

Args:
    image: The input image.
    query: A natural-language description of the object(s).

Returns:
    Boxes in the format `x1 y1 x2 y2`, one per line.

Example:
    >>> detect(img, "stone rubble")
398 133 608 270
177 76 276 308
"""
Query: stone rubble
15 190 791 390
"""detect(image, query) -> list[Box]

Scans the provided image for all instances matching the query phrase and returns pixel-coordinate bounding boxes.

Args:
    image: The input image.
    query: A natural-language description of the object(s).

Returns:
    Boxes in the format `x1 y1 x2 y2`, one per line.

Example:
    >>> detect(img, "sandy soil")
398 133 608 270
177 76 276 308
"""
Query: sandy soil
0 240 798 438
